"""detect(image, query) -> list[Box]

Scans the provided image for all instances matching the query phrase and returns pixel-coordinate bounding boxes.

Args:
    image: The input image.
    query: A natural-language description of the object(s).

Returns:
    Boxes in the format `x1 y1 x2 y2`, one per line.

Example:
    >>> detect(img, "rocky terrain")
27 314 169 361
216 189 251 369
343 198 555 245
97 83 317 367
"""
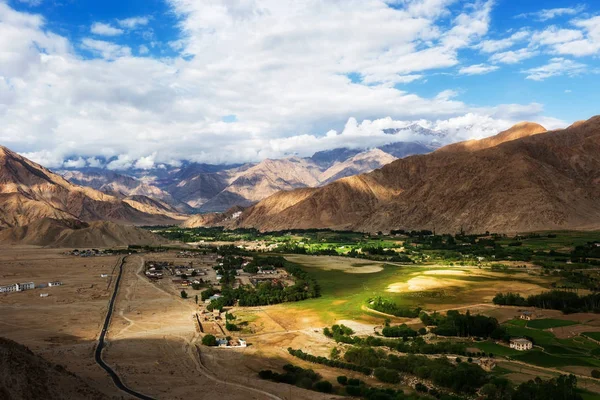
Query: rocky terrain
62 140 436 213
0 337 111 400
230 117 600 233
0 145 186 230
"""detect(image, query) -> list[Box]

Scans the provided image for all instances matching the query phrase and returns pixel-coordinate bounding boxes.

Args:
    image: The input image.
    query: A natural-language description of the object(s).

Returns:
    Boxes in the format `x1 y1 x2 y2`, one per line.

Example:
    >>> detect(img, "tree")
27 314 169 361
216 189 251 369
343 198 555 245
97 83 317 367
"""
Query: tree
337 376 348 385
195 295 199 304
330 347 340 360
181 290 188 299
314 380 333 393
202 334 217 346
592 370 600 379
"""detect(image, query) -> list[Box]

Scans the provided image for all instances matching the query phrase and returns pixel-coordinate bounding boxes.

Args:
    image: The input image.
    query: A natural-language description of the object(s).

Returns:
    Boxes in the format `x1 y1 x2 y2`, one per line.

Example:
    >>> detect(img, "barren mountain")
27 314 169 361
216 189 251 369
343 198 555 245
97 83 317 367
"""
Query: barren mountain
0 337 110 400
0 218 169 247
181 206 245 228
64 135 437 213
0 145 182 229
62 169 193 213
232 117 600 233
319 149 397 185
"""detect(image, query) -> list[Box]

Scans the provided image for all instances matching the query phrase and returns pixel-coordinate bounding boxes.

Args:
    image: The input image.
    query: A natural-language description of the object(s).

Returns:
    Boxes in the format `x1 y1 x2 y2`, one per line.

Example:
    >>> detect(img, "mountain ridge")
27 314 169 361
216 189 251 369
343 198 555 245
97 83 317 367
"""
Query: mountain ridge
229 117 600 234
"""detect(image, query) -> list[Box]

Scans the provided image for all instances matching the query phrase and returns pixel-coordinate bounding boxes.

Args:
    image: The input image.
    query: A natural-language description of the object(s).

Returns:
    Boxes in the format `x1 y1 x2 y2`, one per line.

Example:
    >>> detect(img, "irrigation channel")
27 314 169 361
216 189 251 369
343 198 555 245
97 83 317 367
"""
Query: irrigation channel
94 256 156 400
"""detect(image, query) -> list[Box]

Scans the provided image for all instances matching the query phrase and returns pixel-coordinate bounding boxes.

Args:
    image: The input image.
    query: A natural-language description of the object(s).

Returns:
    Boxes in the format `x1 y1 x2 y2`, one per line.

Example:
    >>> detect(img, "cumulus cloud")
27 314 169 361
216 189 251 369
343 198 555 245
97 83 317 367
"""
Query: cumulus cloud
490 48 538 64
90 22 123 36
458 64 499 75
516 6 585 21
81 38 131 59
523 58 587 81
478 30 529 53
0 1 565 168
117 16 150 29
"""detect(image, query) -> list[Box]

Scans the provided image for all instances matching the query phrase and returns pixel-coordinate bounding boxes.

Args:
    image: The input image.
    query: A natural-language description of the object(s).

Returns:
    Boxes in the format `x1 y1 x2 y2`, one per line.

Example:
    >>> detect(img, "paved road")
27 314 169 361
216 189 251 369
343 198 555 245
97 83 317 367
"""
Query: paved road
94 256 156 400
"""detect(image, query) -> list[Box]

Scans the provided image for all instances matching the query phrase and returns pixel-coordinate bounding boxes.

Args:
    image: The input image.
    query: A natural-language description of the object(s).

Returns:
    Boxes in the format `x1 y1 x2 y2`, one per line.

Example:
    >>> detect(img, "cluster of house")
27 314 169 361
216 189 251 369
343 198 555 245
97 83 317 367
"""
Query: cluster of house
0 282 35 293
0 281 62 294
216 337 247 348
67 249 109 257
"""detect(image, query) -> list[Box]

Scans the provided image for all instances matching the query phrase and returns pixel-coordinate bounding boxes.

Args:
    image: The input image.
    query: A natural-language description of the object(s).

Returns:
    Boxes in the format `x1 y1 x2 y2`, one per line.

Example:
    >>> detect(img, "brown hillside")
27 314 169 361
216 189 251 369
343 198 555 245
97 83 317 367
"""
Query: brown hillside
0 337 110 400
0 146 182 228
233 117 600 233
0 218 169 247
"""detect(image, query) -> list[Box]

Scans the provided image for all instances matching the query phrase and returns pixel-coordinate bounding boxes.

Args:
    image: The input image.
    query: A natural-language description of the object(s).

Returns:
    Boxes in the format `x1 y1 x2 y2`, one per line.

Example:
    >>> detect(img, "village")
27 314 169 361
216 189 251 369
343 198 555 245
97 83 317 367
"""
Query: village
143 250 295 349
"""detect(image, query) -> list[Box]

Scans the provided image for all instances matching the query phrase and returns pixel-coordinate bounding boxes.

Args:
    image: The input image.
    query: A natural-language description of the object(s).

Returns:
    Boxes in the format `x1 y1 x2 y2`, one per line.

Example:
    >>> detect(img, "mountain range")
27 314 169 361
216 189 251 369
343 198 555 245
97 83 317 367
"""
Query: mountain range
226 116 600 234
1 117 599 246
61 140 436 213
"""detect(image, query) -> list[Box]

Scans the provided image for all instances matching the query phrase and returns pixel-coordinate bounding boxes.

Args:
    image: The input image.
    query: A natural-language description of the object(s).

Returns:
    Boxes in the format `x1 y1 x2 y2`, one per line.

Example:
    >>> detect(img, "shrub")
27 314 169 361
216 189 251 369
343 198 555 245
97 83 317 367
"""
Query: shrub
314 380 333 393
592 369 600 379
202 334 217 346
374 367 400 384
337 376 348 385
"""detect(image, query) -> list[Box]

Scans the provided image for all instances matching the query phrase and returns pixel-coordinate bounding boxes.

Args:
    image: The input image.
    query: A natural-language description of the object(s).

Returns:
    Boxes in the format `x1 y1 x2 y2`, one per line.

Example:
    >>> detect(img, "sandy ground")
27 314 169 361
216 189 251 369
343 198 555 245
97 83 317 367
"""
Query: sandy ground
0 247 341 400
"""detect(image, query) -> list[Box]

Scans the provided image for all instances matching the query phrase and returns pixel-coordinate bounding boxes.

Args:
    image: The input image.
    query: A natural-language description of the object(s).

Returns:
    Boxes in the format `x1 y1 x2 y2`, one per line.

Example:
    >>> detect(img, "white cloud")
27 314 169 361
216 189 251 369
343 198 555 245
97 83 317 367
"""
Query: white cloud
138 44 149 55
458 63 499 75
63 157 87 168
0 1 564 168
479 30 529 53
81 38 131 59
86 157 104 168
134 153 156 169
16 0 43 6
516 6 585 21
490 48 538 64
117 16 150 29
90 22 124 36
523 58 587 81
531 27 583 46
552 16 600 56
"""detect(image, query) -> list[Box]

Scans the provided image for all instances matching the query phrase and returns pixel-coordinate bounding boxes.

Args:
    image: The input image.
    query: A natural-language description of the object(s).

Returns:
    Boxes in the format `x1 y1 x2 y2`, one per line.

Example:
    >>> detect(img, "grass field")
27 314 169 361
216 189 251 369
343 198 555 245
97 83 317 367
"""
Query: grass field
584 332 600 342
506 318 528 327
527 319 579 330
280 254 554 323
473 341 522 357
513 350 600 368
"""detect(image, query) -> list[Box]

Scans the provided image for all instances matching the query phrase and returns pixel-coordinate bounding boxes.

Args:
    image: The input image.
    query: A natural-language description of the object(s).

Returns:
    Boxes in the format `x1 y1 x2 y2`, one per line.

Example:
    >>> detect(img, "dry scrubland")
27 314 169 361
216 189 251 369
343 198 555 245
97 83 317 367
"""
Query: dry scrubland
0 247 335 400
3 248 600 398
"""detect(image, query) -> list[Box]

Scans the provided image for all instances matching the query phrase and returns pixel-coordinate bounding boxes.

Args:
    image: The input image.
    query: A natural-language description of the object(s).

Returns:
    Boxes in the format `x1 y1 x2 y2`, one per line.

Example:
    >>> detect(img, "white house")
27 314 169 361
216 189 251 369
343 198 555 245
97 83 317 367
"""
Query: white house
48 281 62 287
1 282 35 293
0 284 17 293
510 338 532 351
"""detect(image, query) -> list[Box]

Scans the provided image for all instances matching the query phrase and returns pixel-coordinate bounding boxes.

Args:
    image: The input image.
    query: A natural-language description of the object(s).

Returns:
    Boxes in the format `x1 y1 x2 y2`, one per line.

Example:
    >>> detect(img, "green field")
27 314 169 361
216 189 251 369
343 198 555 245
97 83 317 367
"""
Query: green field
279 255 553 324
583 332 600 342
527 318 579 329
513 350 600 368
472 341 522 357
506 318 528 327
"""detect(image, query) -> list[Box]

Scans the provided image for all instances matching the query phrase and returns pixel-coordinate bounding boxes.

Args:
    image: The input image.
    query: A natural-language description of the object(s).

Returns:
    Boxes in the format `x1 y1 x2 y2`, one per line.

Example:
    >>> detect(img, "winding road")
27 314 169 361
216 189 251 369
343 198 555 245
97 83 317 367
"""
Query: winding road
94 256 156 400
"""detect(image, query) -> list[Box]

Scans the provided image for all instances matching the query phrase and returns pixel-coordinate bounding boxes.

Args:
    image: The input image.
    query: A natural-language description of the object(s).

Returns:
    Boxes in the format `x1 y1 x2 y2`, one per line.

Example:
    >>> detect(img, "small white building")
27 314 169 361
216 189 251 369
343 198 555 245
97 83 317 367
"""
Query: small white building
40 293 49 297
0 284 17 293
519 311 536 321
1 282 35 293
510 338 533 351
48 281 62 287
100 274 108 278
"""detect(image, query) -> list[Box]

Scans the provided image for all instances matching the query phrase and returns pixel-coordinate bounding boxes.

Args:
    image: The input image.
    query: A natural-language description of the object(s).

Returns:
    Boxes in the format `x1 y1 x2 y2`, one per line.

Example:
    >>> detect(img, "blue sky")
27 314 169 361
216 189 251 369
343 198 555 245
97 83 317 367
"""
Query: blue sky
1 0 599 169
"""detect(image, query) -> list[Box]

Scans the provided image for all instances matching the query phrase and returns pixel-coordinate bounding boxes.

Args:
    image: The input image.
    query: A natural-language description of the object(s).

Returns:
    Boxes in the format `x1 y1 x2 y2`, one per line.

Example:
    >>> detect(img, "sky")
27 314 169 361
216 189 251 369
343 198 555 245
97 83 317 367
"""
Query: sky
1 0 599 170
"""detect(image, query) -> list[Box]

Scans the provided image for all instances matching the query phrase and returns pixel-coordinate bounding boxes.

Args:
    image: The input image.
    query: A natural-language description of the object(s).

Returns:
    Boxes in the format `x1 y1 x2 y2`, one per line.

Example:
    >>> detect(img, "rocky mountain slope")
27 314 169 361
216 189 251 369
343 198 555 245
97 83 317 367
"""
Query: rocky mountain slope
0 218 169 247
230 117 600 233
0 145 185 229
65 140 436 214
0 337 110 400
